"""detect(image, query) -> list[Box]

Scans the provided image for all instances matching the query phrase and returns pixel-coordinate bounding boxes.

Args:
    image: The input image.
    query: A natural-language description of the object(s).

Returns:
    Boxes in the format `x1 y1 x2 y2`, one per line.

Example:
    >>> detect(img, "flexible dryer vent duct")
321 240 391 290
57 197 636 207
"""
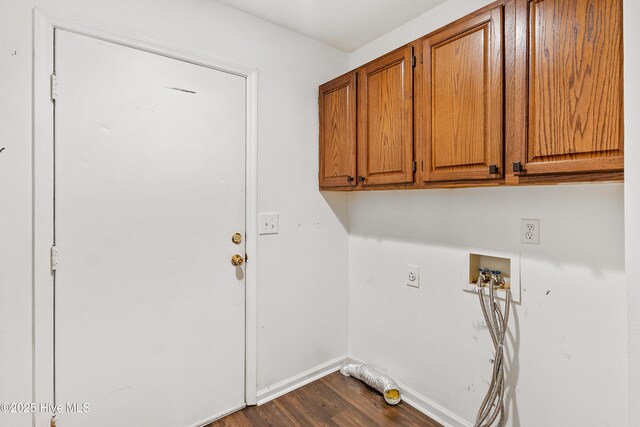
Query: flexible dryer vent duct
339 359 401 405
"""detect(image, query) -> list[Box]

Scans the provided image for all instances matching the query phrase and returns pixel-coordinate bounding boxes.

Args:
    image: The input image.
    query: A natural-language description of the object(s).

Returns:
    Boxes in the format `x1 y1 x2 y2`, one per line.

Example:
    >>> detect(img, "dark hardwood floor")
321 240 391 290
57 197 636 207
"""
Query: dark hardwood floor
207 371 442 427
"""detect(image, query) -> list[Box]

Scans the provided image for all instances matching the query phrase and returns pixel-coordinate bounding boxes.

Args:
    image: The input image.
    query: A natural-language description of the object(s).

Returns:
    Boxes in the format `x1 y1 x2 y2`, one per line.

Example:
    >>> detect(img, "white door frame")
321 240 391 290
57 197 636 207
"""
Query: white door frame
32 9 259 425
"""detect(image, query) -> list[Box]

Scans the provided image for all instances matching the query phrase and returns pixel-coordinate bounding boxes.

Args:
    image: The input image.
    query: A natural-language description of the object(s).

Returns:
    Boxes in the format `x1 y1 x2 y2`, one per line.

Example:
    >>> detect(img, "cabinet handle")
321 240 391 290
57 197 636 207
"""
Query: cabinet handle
347 176 355 183
513 162 524 173
358 176 365 183
489 164 499 174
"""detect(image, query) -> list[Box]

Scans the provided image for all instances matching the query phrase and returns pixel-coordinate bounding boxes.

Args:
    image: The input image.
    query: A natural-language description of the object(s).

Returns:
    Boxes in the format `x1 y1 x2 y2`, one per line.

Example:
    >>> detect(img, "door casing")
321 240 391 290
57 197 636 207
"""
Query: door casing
32 9 259 426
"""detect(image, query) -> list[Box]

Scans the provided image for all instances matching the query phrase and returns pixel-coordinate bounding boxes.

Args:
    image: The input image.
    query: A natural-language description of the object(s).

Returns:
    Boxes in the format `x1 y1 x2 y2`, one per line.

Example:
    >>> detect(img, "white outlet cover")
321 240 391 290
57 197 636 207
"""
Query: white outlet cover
521 219 540 244
259 213 279 235
406 264 419 288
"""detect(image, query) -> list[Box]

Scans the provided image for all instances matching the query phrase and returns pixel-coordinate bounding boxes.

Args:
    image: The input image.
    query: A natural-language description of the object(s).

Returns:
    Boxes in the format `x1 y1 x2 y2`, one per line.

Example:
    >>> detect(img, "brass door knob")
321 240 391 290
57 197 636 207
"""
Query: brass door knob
231 254 244 266
231 232 243 244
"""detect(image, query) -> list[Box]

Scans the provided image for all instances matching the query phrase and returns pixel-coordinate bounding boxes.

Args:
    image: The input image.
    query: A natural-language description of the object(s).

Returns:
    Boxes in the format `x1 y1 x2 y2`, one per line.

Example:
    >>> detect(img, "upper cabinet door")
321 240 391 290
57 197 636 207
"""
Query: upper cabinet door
319 72 357 188
419 5 503 182
357 46 414 186
508 0 623 176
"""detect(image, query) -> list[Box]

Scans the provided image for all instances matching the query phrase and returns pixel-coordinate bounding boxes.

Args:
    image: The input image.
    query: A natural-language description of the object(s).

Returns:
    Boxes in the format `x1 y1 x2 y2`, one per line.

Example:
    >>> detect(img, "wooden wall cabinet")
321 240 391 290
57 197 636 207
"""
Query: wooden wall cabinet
506 0 624 178
318 72 357 188
418 5 503 183
318 0 624 191
357 46 415 186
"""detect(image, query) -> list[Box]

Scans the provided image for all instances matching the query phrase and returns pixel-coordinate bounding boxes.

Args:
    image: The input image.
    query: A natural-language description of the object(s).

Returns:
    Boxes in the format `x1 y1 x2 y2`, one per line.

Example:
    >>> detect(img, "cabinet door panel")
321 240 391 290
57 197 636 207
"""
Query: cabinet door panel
421 6 503 182
319 72 357 188
358 47 414 186
510 0 623 175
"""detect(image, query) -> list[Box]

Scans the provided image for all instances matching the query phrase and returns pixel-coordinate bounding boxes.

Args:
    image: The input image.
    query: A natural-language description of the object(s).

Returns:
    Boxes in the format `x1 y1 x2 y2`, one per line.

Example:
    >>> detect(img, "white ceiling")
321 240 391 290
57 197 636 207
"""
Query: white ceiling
216 0 448 52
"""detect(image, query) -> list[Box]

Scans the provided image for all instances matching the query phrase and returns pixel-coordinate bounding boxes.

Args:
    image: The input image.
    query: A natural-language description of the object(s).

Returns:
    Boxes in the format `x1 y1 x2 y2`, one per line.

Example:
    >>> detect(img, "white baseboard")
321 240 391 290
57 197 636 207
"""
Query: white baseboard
397 381 473 427
256 354 348 405
255 355 472 427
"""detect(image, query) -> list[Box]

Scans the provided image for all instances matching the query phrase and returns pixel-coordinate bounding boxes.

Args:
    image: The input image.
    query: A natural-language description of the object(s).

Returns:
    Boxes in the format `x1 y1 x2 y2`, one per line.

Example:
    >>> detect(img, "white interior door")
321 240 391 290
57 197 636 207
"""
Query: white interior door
53 29 246 427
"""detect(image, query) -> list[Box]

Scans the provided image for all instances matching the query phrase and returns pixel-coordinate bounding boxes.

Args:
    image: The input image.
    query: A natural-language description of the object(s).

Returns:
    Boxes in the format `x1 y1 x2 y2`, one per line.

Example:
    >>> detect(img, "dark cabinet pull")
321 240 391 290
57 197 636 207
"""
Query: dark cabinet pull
489 164 499 174
513 162 524 173
347 176 354 183
358 176 365 183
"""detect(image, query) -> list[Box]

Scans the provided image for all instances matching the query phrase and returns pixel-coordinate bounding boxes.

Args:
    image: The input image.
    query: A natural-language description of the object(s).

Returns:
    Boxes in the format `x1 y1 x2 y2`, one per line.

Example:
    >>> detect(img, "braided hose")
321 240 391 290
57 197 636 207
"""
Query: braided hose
474 272 512 427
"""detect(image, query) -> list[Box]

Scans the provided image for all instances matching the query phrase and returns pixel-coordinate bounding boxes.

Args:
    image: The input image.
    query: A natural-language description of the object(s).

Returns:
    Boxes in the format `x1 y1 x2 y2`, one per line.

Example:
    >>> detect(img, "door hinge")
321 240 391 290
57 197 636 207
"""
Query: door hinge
412 56 416 68
50 245 58 272
412 161 417 172
50 73 58 102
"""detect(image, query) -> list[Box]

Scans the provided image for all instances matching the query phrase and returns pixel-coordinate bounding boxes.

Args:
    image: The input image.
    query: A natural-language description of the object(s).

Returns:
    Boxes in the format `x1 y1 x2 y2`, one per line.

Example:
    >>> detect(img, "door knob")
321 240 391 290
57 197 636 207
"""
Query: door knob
231 232 242 244
231 254 244 266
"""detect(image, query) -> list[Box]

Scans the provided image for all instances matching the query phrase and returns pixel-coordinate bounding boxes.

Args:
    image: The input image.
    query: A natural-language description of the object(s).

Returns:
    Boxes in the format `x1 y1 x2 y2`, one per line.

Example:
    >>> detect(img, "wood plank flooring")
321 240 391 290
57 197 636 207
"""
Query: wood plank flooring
207 371 442 427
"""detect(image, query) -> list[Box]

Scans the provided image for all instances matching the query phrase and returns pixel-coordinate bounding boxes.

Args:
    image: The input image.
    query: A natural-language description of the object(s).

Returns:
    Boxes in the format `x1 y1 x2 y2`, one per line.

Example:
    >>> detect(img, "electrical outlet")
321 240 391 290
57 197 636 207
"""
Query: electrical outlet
406 264 419 288
259 213 279 235
521 219 540 244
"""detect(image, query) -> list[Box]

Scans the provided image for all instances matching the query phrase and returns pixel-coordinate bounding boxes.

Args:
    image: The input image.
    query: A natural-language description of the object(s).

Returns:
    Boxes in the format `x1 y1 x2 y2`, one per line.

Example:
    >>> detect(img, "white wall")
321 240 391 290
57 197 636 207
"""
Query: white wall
347 0 629 425
0 1 349 425
349 186 626 426
625 0 640 424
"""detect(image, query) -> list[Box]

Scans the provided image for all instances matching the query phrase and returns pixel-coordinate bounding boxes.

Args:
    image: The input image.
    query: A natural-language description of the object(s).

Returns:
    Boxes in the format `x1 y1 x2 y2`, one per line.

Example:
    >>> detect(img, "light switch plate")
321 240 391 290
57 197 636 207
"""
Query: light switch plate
521 219 540 244
259 213 279 235
406 264 420 288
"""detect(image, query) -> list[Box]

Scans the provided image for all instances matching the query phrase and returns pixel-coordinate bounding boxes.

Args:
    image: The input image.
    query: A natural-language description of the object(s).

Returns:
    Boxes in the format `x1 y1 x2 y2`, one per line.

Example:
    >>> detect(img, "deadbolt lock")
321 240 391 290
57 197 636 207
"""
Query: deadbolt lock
231 254 245 266
232 232 243 244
